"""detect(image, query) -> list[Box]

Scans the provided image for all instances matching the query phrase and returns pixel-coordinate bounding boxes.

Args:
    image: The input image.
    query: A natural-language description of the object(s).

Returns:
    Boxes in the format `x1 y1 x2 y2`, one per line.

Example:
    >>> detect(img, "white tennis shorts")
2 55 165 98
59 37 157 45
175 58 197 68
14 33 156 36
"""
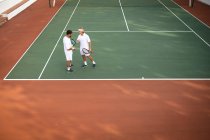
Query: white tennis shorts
65 50 73 61
80 49 90 56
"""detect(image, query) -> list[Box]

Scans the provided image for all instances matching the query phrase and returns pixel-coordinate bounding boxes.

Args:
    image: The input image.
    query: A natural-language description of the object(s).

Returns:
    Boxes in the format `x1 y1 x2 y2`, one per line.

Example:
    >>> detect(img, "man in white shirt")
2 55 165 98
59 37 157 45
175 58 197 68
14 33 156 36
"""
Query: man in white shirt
77 28 96 68
63 30 75 72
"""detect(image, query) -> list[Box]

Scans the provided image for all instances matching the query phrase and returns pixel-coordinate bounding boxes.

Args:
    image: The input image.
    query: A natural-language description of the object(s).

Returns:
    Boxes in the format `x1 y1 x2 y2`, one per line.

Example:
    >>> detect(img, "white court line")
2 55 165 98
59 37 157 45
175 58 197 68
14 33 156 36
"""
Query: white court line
4 78 210 81
157 0 210 47
3 0 68 80
64 30 193 33
171 0 210 29
38 0 80 79
119 0 130 31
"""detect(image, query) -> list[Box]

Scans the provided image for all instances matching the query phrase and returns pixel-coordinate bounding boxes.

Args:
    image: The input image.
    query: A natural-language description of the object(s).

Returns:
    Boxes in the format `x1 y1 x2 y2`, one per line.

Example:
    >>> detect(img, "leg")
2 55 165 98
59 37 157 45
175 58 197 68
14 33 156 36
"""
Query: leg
66 60 71 68
82 55 87 67
87 55 94 62
87 55 96 67
82 55 87 62
80 49 87 67
65 51 73 72
66 60 73 71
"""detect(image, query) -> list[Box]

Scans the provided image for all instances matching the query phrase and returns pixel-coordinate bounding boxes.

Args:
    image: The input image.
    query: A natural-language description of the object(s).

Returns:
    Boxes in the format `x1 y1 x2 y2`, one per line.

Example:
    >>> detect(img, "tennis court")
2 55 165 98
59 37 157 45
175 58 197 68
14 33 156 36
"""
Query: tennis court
4 0 210 80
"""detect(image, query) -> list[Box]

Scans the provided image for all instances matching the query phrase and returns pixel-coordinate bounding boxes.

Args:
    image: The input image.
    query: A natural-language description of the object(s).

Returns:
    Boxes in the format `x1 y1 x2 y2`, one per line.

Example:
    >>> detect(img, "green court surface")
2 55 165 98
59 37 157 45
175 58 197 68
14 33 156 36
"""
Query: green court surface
4 0 210 80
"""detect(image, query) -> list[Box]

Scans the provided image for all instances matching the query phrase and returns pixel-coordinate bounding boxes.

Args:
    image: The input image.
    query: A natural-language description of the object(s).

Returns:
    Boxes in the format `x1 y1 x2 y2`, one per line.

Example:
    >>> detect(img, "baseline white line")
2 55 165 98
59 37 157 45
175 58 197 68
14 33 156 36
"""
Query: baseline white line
171 0 210 29
38 0 80 79
119 0 130 31
63 30 193 33
4 78 210 81
3 0 68 80
157 0 210 47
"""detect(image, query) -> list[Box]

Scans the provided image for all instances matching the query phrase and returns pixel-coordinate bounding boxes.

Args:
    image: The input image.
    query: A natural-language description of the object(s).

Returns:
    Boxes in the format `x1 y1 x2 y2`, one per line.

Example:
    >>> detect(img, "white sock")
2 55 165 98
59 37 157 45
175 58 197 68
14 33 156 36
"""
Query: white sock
84 61 87 65
92 61 96 64
67 67 71 70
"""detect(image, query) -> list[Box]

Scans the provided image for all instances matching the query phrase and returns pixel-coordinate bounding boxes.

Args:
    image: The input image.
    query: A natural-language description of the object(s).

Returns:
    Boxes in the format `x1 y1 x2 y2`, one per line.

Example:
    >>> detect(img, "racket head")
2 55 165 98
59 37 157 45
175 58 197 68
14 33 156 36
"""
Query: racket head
82 48 90 54
71 39 76 46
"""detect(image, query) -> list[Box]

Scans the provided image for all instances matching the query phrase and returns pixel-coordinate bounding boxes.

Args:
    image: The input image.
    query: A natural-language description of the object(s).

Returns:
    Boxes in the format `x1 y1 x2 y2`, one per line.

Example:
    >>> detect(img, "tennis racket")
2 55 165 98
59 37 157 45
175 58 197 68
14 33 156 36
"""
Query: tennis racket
82 48 91 55
71 39 76 46
49 0 56 7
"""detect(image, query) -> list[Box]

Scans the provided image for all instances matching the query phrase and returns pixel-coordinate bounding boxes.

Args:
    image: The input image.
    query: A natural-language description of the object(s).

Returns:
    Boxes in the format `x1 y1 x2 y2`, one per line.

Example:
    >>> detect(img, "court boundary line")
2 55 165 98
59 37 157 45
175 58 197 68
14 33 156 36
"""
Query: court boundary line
4 78 210 81
4 0 209 80
38 0 80 79
171 0 210 29
3 0 68 80
64 30 193 33
119 0 129 31
157 0 210 47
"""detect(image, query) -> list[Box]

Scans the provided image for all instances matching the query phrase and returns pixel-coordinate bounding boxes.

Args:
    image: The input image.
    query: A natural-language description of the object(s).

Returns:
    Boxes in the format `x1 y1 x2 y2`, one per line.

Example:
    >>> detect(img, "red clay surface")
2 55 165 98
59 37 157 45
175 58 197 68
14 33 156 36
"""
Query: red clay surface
0 0 210 140
174 0 210 27
0 0 65 78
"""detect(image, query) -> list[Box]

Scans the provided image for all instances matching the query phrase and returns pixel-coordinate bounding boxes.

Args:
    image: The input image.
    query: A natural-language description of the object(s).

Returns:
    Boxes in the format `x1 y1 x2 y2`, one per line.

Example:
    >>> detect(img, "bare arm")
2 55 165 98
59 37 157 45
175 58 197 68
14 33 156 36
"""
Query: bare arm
89 42 94 53
67 47 75 51
88 41 92 51
67 43 75 51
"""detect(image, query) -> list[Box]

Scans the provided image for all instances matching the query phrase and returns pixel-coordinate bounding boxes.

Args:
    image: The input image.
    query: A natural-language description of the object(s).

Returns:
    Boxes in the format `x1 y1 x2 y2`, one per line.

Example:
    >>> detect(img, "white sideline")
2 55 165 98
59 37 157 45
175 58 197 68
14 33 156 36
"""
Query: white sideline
4 0 68 80
171 0 210 29
38 0 81 79
157 0 210 47
63 30 193 33
119 0 129 31
4 78 210 81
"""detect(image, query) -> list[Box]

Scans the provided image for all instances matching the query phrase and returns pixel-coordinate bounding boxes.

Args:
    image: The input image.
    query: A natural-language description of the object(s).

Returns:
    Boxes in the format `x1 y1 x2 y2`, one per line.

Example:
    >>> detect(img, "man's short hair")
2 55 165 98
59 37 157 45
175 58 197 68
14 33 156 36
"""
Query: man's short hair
78 28 84 33
66 30 72 35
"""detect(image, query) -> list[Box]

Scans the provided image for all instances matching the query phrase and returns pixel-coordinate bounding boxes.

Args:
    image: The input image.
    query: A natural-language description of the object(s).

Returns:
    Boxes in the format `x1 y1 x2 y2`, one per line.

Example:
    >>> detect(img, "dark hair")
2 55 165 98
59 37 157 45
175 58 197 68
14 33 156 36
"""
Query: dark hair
66 30 72 35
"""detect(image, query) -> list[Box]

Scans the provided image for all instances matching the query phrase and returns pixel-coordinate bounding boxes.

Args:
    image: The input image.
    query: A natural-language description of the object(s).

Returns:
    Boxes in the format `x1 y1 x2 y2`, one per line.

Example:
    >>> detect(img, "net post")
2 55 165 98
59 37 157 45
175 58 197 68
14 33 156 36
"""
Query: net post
49 0 56 8
189 0 195 7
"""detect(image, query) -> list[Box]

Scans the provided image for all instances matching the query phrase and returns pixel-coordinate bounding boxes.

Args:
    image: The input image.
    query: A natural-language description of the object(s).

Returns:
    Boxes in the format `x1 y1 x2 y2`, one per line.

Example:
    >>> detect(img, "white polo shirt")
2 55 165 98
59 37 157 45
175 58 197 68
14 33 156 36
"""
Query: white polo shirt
63 36 73 61
63 36 72 51
77 33 91 50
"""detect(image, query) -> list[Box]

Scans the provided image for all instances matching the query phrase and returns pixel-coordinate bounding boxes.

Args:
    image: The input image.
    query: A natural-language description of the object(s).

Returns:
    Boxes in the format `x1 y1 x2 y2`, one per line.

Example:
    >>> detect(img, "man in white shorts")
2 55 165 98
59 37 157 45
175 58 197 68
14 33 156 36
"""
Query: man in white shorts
63 30 75 72
77 28 96 68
